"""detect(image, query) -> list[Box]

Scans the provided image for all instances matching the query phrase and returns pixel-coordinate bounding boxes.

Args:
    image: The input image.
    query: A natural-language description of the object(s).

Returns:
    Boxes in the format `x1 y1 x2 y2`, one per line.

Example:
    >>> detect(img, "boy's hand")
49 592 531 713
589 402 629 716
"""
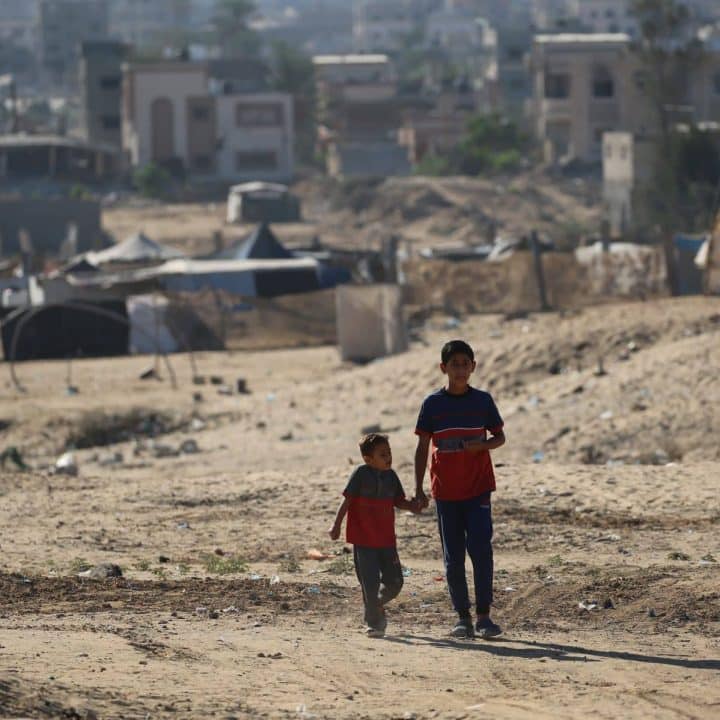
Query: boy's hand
410 498 423 514
414 490 429 509
328 525 341 540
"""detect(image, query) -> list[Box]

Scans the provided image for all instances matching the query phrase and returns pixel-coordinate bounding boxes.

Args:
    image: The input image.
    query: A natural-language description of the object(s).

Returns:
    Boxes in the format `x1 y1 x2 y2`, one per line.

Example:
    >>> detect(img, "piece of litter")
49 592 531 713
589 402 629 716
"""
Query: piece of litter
306 548 333 561
305 586 320 595
402 567 412 577
269 575 281 585
599 410 614 420
503 586 516 592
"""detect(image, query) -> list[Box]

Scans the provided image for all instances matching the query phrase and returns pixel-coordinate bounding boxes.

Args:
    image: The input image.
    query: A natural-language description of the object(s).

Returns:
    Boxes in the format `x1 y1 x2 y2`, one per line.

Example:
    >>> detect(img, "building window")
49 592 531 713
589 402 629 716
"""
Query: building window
100 75 121 90
592 66 614 98
544 73 570 99
713 72 720 95
235 150 278 171
101 115 120 129
235 103 283 127
192 106 210 121
193 155 212 171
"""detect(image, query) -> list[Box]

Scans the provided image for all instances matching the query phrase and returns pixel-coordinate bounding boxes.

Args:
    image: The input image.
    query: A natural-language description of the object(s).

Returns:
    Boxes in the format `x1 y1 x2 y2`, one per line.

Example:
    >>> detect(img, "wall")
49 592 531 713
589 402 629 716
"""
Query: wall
0 199 102 257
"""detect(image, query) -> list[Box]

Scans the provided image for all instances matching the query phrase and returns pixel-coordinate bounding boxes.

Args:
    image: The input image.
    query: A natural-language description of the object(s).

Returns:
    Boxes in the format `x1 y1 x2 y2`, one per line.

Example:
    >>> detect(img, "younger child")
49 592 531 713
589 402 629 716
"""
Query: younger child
329 433 420 637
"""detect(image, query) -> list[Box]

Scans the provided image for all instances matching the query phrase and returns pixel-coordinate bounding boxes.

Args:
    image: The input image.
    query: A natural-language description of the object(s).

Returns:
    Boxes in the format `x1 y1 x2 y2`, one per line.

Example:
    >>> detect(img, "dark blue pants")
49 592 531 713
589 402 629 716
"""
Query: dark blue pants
435 495 493 615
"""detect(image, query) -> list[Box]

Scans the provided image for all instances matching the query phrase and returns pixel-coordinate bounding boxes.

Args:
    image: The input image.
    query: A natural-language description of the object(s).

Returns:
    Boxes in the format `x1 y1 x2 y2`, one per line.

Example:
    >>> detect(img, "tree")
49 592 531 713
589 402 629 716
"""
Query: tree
455 114 530 175
211 0 261 58
629 0 708 232
269 41 317 165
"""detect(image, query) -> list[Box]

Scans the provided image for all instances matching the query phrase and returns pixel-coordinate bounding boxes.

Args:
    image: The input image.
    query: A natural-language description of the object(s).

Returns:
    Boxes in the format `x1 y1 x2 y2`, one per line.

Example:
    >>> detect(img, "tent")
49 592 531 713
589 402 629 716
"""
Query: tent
226 182 301 223
86 232 184 266
210 222 295 261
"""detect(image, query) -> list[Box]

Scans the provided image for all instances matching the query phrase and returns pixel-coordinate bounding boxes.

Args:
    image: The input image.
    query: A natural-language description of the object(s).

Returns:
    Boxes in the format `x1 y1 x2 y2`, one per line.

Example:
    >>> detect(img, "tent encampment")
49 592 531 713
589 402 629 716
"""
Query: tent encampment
86 232 184 266
209 222 295 261
226 182 301 223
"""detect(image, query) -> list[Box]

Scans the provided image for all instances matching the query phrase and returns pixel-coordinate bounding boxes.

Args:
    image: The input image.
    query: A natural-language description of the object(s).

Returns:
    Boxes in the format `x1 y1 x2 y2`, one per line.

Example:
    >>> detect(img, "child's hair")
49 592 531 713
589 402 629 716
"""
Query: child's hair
441 339 474 364
359 432 389 457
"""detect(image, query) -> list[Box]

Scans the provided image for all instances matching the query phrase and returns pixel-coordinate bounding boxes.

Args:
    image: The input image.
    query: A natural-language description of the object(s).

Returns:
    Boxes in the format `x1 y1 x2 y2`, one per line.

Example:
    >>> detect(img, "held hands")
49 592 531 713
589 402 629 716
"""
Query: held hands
413 490 430 511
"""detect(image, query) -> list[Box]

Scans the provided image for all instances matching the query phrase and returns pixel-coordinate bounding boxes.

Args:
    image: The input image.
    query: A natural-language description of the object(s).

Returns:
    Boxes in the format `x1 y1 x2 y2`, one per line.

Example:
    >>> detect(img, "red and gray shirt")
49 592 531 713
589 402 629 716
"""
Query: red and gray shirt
415 386 504 501
343 465 406 548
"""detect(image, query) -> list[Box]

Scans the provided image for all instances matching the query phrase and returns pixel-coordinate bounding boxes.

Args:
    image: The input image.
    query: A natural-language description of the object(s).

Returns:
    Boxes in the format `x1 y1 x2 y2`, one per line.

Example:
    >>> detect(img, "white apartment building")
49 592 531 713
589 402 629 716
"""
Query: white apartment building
568 0 638 36
122 62 293 182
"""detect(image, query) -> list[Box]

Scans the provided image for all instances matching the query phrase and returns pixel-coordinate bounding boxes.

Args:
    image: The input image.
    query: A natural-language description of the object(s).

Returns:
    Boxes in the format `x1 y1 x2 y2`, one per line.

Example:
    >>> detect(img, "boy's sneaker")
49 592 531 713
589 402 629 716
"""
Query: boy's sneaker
475 617 502 639
365 625 385 638
451 614 474 638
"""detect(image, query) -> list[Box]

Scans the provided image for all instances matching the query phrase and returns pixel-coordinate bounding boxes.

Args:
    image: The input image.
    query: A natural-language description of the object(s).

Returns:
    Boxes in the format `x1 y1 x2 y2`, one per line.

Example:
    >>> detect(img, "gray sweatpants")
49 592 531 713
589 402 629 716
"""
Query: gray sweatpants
353 545 404 628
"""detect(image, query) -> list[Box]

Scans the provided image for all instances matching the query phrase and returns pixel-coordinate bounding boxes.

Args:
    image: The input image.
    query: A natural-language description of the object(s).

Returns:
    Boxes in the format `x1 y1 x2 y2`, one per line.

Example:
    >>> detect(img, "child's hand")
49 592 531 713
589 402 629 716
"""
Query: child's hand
410 498 423 514
328 525 341 540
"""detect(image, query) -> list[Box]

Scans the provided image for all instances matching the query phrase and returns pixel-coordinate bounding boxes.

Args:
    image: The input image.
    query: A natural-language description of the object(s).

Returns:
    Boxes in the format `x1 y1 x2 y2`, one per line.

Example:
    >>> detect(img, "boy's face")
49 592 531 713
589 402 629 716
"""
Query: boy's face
363 442 392 471
441 352 476 386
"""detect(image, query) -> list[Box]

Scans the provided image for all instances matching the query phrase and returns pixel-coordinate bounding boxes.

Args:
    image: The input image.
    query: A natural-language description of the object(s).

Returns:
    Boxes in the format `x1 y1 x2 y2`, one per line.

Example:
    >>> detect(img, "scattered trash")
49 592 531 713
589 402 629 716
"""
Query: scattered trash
65 385 79 396
190 418 206 431
209 376 224 385
152 443 178 458
503 586 516 592
192 375 206 385
192 392 204 403
578 600 598 611
306 548 333 561
527 395 540 409
248 573 262 581
195 606 209 617
176 521 190 530
78 563 122 580
647 608 657 618
217 385 233 396
668 551 690 561
532 451 544 463
599 410 614 420
139 366 157 380
444 316 460 329
594 357 607 376
54 452 78 476
236 378 250 394
280 431 293 441
222 606 239 613
98 451 123 467
304 585 321 595
603 598 614 609
158 555 170 564
179 439 199 454
270 575 281 585
402 567 412 577
266 393 276 402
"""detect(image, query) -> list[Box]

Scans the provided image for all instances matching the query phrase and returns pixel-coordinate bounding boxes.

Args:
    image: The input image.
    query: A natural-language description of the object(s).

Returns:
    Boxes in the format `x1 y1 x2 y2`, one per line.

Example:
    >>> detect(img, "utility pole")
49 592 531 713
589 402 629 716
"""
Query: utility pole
530 229 550 311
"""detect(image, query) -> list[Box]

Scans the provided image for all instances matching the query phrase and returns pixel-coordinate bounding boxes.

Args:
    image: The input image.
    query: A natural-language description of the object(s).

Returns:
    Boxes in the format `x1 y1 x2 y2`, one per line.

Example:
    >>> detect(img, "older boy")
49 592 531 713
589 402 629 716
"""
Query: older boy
329 433 420 637
414 340 505 639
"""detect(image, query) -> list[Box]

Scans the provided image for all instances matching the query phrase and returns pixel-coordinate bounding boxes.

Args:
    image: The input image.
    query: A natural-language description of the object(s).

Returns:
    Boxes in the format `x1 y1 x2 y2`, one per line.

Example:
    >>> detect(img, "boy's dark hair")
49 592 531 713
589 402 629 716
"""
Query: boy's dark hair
359 432 389 457
441 339 474 364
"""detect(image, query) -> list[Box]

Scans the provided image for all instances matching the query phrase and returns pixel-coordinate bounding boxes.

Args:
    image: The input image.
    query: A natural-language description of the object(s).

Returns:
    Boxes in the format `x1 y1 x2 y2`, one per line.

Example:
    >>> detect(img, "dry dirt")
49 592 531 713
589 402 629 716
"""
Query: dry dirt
1 297 719 719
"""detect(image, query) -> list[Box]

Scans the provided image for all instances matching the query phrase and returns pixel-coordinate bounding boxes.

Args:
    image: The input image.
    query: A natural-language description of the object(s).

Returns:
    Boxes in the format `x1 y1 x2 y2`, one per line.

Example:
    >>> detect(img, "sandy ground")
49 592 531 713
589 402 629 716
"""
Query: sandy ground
1 297 719 719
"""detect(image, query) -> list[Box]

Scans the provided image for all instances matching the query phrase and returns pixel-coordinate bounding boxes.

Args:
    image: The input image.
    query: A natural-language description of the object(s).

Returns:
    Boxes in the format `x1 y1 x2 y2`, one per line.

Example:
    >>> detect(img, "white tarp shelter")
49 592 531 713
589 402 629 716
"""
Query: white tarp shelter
86 232 184 265
127 294 179 354
336 284 407 362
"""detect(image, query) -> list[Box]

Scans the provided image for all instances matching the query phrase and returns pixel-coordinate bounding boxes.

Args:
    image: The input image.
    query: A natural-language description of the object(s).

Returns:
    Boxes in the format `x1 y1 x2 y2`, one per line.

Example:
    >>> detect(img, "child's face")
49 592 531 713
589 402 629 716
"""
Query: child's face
363 442 393 471
441 353 476 385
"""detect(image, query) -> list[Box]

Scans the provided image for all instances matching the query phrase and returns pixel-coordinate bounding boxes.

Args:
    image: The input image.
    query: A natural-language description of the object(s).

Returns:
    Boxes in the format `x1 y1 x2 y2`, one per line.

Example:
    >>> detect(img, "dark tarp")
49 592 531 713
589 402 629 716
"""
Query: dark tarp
254 267 320 297
1 301 128 361
672 235 705 296
211 223 295 260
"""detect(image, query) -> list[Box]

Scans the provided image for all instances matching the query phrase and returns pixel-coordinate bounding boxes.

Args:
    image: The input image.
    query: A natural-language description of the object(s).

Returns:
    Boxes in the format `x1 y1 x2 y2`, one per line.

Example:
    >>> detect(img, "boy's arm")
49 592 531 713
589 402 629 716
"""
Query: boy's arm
328 497 349 540
396 497 422 513
463 429 506 453
414 434 431 508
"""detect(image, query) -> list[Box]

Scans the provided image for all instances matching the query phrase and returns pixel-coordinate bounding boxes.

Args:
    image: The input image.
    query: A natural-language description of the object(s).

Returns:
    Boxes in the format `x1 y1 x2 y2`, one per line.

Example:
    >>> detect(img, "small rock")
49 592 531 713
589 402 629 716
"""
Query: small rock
280 431 293 441
192 376 206 385
54 452 78 476
190 418 206 431
217 385 233 395
603 598 614 609
208 609 219 619
647 608 656 618
78 563 122 580
209 376 224 385
158 555 170 564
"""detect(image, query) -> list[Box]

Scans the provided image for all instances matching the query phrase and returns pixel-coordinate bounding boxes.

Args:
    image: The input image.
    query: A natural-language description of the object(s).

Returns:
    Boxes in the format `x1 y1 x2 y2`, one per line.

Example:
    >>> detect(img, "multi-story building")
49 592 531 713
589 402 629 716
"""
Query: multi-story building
38 0 110 88
530 33 649 162
567 0 638 36
0 1 36 52
352 0 435 53
121 61 293 182
80 41 129 147
313 53 409 176
108 0 192 50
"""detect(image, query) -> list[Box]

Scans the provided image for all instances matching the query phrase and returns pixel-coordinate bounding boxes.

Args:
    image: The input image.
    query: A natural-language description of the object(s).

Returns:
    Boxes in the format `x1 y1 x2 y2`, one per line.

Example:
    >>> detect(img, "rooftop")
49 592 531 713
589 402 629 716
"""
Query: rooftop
313 54 389 65
535 33 631 45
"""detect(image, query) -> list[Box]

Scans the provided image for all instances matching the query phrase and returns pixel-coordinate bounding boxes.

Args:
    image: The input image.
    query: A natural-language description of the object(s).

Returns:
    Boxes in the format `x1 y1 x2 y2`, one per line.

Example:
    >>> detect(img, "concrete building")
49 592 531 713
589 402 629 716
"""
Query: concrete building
352 0 434 53
530 33 651 162
313 53 408 176
567 0 638 36
122 62 293 182
80 41 129 147
38 0 110 88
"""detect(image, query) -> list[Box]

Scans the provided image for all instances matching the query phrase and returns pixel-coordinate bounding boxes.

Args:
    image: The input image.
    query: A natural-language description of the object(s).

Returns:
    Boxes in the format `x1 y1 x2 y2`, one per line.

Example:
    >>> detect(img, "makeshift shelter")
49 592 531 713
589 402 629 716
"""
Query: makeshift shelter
1 300 128 361
672 235 705 295
210 222 295 261
152 258 321 297
226 182 301 223
85 232 184 266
